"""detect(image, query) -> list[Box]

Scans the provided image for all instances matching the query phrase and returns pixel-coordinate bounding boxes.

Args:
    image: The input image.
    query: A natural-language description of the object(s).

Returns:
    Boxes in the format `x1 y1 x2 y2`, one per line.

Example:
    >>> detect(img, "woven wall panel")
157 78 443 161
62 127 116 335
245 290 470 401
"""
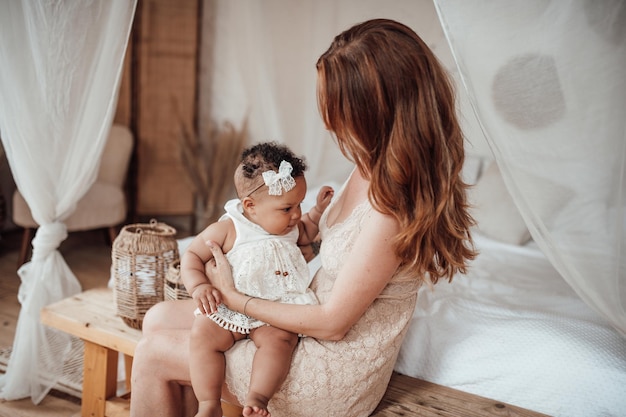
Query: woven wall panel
135 0 198 215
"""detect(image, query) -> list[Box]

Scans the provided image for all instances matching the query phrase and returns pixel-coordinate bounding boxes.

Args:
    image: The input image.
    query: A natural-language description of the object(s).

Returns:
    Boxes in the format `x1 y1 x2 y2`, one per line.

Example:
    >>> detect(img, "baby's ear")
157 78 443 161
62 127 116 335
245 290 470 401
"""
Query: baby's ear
241 196 255 212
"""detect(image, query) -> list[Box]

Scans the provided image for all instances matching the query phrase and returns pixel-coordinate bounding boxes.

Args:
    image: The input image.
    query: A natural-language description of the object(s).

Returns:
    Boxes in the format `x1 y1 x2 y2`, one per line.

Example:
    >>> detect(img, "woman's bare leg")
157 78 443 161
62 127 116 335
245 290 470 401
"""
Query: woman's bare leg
190 317 245 417
244 327 299 417
130 300 196 417
130 300 243 417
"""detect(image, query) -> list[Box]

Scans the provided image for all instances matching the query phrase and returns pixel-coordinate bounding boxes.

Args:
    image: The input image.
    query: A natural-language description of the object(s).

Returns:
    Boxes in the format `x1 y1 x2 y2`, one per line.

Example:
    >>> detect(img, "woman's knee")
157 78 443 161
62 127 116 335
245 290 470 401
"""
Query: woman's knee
142 301 170 334
142 300 195 334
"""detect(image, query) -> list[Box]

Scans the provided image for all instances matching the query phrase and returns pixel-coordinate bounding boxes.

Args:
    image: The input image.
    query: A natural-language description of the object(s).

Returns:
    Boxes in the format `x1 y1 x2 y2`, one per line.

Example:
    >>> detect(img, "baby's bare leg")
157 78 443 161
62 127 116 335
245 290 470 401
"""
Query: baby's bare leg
189 316 244 417
244 327 299 417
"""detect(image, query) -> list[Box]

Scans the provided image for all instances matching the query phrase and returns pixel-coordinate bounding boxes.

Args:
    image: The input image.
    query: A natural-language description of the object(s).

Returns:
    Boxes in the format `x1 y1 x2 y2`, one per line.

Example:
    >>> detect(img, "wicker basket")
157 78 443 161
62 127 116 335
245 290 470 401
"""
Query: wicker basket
164 259 191 300
112 219 179 329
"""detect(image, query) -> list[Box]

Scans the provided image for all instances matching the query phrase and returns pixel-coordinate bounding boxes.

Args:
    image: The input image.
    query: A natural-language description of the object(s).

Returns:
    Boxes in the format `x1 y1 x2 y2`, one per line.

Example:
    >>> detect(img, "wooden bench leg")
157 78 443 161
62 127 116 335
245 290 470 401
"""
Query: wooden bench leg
124 354 133 392
82 340 118 417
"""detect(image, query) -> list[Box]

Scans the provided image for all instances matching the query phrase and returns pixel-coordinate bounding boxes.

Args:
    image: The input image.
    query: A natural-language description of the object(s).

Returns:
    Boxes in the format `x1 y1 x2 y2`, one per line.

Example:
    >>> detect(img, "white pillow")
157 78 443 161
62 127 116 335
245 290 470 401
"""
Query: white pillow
462 154 484 185
469 161 531 245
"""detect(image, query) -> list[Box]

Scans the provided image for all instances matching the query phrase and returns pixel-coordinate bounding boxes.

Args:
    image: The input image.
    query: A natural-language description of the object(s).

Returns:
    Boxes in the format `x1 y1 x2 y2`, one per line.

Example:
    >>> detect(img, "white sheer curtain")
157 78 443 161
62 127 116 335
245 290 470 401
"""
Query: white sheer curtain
202 0 458 189
0 1 136 403
206 0 626 336
204 0 348 188
434 0 626 336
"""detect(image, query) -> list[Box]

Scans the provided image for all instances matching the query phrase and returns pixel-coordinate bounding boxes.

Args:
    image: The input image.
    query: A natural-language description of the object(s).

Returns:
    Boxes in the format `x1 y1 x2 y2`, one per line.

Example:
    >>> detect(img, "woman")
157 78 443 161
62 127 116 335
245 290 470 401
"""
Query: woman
130 18 476 417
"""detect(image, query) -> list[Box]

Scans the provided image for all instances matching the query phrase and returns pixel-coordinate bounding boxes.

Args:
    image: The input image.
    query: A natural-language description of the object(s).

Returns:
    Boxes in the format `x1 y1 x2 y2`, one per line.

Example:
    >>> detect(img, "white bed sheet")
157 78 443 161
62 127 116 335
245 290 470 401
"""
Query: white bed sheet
394 233 626 417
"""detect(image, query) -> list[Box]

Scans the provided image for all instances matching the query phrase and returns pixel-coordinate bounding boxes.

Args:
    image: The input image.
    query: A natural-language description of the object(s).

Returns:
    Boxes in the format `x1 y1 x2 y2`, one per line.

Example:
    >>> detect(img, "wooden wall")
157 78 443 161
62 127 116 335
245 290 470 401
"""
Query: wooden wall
114 0 200 220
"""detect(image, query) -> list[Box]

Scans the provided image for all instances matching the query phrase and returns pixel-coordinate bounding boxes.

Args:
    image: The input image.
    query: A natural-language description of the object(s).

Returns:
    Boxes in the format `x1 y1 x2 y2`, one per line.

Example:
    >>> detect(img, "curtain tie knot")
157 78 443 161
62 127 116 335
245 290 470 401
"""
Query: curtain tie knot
31 222 68 262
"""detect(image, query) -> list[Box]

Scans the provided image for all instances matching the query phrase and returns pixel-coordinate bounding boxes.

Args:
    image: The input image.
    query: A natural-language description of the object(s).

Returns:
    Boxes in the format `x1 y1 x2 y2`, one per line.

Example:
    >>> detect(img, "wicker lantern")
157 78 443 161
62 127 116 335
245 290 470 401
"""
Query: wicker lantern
164 260 191 301
112 219 179 329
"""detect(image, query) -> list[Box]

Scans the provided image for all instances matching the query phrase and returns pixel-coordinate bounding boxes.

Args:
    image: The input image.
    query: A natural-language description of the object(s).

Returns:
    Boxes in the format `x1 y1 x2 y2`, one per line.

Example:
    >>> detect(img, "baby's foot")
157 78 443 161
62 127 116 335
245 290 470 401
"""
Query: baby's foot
243 392 270 417
195 399 222 417
243 405 270 417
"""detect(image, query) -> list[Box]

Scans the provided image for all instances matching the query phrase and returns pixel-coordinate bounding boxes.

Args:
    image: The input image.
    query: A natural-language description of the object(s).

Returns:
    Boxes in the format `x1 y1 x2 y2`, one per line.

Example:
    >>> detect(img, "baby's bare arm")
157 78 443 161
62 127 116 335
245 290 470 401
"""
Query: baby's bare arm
299 185 334 246
181 219 234 314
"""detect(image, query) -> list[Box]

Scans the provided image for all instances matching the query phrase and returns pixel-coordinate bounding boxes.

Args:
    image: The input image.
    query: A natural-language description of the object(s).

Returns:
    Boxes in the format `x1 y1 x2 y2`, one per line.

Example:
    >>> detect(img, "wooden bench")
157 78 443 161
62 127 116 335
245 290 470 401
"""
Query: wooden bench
41 288 548 417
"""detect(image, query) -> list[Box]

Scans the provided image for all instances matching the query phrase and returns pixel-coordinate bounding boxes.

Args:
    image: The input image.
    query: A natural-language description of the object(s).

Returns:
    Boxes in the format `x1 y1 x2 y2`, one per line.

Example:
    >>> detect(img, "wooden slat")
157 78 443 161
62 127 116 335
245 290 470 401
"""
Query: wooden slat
40 287 142 357
372 372 550 417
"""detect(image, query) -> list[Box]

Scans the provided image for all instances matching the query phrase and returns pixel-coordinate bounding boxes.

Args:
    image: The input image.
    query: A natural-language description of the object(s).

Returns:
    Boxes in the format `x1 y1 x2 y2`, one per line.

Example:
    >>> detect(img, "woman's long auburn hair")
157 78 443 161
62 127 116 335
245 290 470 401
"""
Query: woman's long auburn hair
316 18 477 284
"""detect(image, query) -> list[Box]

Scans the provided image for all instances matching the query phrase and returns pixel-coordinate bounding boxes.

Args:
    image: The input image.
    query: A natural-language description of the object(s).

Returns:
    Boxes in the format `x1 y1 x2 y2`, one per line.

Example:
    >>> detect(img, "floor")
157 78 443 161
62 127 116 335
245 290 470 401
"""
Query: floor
0 227 116 417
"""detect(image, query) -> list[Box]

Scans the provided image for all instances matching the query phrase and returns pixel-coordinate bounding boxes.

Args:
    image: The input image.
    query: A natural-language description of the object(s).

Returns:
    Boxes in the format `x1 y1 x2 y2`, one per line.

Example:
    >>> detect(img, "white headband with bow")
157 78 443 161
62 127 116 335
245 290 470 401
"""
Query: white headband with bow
262 160 296 195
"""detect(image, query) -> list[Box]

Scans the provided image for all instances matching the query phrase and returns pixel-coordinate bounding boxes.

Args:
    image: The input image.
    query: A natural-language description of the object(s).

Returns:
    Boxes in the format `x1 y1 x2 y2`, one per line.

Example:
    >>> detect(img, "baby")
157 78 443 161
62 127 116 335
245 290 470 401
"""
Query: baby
181 142 333 417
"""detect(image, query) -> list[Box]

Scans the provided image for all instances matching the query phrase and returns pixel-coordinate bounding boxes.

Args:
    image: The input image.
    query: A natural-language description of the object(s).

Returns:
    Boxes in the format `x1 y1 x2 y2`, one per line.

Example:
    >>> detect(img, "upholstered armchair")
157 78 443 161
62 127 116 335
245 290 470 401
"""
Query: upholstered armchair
12 124 134 266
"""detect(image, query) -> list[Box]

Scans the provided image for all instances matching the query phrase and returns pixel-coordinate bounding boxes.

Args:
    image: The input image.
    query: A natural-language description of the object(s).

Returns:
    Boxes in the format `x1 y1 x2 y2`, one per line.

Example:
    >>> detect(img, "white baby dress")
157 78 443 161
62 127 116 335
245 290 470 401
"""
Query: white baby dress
206 199 318 333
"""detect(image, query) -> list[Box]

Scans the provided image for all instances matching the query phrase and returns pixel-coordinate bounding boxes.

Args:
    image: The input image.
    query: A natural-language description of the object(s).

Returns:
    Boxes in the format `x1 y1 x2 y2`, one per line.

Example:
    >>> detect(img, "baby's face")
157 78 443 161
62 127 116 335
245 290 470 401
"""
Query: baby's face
246 176 307 235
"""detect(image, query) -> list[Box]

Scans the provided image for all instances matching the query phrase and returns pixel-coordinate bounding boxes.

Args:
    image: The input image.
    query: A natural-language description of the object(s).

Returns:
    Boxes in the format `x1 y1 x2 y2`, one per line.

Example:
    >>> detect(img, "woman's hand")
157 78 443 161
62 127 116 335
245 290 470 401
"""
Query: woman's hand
190 283 221 315
204 240 237 294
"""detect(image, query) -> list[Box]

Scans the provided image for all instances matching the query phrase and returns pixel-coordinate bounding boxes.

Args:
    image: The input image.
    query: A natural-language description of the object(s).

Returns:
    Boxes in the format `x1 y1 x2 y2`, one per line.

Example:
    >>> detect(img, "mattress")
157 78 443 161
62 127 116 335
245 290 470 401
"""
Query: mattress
394 233 626 417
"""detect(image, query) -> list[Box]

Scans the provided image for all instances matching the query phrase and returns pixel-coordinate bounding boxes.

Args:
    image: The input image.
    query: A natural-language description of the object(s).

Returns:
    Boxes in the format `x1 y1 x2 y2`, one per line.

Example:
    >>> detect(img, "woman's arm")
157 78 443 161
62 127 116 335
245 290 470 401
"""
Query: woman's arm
208 208 401 340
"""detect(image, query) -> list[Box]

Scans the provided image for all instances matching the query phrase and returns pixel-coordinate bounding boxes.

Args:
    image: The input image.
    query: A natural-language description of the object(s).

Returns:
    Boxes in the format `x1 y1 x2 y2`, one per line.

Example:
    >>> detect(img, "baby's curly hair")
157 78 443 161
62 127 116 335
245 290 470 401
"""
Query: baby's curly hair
234 141 307 197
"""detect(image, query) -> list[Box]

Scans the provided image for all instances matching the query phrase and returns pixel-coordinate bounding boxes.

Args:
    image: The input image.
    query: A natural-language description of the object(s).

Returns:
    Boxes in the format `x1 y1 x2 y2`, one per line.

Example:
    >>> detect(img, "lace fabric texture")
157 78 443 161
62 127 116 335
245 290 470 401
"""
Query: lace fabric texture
224 196 421 416
205 199 318 334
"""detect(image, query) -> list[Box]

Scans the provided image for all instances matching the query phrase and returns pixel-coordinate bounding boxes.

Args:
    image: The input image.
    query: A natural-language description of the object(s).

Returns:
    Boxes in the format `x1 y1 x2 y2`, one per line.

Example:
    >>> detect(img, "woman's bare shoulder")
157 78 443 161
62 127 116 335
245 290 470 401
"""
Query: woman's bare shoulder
364 204 400 235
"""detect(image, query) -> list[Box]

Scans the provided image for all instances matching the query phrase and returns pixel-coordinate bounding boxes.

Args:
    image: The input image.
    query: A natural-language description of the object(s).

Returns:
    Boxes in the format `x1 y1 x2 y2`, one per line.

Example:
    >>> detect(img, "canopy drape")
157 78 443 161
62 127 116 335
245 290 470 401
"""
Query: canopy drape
0 0 136 403
434 0 626 336
206 0 625 336
204 0 457 189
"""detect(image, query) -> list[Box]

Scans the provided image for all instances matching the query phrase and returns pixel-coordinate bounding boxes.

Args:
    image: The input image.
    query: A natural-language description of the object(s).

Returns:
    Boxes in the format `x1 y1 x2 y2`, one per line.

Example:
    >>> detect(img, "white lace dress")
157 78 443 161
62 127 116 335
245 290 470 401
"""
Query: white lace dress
224 193 422 416
205 199 318 334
